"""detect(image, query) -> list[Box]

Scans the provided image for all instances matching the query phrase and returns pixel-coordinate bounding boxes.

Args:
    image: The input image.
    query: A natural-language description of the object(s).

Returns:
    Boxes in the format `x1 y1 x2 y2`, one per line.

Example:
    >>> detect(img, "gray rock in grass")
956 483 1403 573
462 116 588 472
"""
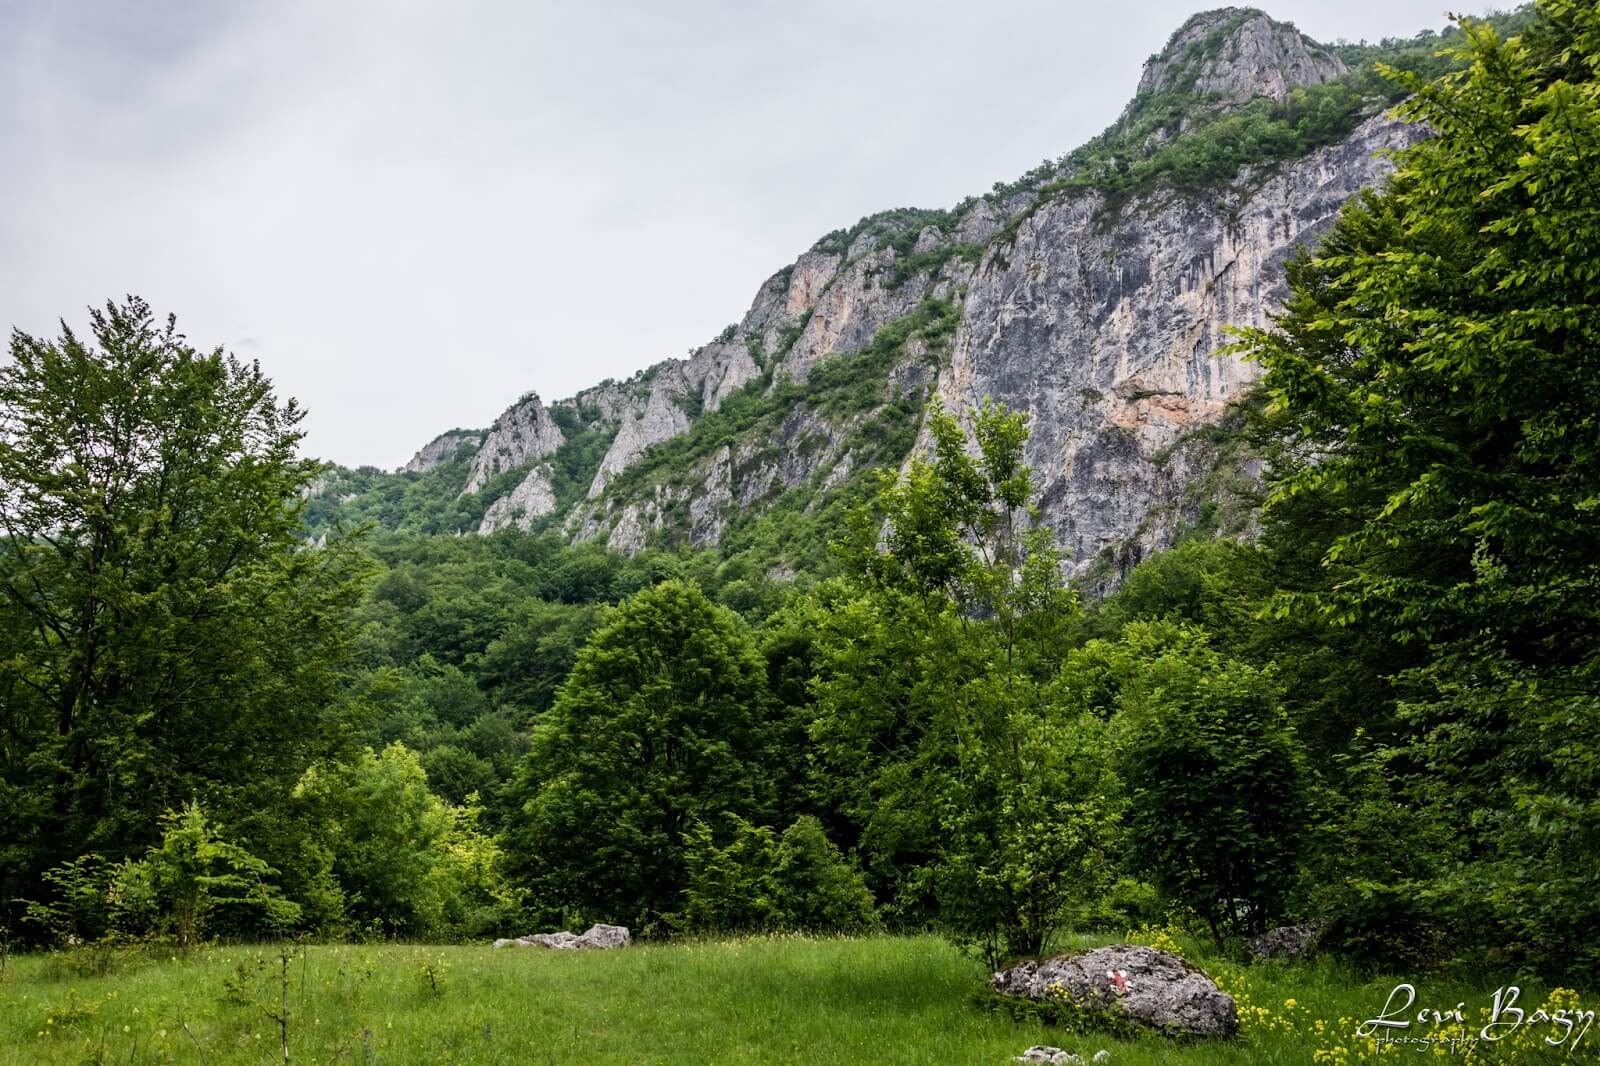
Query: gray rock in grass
1246 924 1319 961
993 944 1236 1039
1017 1047 1080 1064
491 923 631 950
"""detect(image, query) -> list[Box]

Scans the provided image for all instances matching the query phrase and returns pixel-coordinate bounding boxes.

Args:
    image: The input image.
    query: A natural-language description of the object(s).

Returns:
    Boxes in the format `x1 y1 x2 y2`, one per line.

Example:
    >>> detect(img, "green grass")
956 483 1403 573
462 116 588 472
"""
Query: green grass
0 934 1591 1064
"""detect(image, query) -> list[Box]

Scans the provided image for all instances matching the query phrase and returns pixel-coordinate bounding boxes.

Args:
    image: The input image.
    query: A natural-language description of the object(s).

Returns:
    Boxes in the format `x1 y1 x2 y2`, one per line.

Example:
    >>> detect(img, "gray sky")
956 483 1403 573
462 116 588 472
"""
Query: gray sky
1 1 1493 468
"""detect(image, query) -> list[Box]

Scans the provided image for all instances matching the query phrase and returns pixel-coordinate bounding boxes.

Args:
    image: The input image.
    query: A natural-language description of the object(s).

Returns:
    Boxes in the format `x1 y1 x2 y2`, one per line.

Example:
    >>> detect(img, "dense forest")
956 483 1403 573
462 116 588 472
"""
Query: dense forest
2 0 1597 996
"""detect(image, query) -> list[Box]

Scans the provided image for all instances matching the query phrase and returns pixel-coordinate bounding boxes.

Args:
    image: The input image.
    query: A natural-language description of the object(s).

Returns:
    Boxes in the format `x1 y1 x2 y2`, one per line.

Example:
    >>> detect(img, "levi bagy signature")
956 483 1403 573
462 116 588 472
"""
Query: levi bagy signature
1357 983 1595 1052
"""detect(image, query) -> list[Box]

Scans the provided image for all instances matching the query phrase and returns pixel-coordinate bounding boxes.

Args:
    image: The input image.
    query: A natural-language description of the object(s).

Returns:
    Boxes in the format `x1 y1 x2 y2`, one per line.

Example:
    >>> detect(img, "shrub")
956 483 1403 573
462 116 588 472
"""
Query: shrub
114 802 300 946
294 744 513 939
22 802 296 948
675 815 878 935
769 818 878 933
1118 642 1307 947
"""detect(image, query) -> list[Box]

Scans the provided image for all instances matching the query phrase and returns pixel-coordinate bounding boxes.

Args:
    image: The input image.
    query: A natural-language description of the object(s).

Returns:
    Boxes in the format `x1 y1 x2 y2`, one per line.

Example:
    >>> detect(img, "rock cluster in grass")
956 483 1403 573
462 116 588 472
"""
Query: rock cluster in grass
992 944 1236 1039
492 924 631 950
1246 924 1319 961
1017 1047 1112 1064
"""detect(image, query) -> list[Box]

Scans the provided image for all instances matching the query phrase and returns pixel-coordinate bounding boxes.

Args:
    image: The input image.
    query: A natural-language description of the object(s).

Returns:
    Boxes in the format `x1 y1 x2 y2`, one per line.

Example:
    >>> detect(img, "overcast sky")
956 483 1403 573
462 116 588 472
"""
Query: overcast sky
1 1 1499 468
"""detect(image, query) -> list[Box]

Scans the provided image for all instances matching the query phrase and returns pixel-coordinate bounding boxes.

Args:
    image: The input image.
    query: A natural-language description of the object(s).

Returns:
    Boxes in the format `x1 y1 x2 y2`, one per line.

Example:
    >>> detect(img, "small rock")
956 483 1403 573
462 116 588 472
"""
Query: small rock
1246 924 1318 961
491 924 631 950
1092 1052 1110 1064
1016 1048 1079 1065
992 945 1237 1039
523 931 584 949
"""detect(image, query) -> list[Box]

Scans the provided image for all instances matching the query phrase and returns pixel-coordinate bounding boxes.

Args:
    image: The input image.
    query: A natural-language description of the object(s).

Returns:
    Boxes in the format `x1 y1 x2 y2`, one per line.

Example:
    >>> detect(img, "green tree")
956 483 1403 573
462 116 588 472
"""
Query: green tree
295 744 444 937
813 401 1111 960
768 816 878 933
500 580 770 931
933 681 1122 964
1233 0 1600 977
421 745 497 807
1117 637 1306 947
0 297 367 927
477 600 605 719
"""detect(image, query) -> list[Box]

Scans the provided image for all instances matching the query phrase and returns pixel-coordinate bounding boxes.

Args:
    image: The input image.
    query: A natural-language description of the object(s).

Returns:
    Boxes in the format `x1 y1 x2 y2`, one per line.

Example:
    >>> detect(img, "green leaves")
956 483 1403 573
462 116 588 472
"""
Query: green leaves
500 580 771 931
1116 639 1306 946
675 815 878 935
1229 0 1600 979
0 297 369 933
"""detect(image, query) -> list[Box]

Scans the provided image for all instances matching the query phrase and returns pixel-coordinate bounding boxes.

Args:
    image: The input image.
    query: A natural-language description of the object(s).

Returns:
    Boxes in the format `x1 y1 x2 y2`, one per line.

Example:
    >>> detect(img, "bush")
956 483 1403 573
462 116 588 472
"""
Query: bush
21 803 296 949
769 818 879 933
294 744 514 939
676 816 878 935
114 802 299 946
1118 641 1307 947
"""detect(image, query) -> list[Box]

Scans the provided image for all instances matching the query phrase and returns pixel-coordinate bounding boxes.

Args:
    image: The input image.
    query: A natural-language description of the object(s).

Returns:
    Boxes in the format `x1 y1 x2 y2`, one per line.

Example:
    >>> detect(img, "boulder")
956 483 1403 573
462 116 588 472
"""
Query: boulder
491 923 632 950
992 945 1236 1039
574 923 632 949
523 931 584 949
1246 924 1318 961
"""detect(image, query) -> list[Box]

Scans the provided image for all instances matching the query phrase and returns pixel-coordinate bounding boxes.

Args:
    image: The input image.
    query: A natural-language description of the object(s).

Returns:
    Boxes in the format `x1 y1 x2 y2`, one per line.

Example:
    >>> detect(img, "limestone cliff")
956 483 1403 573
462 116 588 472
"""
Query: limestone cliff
404 430 481 474
463 393 565 496
351 7 1451 581
1134 8 1346 108
479 464 558 533
941 111 1421 580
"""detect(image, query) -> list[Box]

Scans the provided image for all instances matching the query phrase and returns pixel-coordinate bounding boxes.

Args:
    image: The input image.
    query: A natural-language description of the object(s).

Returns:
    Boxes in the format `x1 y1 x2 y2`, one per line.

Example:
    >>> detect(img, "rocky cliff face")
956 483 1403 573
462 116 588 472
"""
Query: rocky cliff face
1134 8 1346 107
463 393 565 495
480 463 558 533
364 7 1431 580
404 430 481 474
942 111 1421 579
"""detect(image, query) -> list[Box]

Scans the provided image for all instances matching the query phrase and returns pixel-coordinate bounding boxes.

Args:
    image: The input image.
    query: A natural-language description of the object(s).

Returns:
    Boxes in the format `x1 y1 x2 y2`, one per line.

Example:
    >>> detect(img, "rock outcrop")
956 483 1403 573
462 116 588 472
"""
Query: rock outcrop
587 369 694 498
992 945 1237 1039
1016 1049 1111 1065
567 373 916 555
1134 8 1346 108
464 393 565 496
1246 924 1319 960
779 248 951 381
939 111 1421 581
479 464 557 532
403 430 481 474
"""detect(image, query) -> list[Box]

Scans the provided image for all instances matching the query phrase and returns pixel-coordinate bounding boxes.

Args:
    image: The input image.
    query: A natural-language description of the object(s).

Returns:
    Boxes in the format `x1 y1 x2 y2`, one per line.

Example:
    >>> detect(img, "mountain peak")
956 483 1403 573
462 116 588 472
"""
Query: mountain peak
1136 8 1346 105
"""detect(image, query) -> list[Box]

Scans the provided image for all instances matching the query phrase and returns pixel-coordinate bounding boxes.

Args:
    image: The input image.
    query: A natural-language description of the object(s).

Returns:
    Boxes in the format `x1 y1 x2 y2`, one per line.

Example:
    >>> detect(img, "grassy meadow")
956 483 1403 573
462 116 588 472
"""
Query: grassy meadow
2 934 1593 1065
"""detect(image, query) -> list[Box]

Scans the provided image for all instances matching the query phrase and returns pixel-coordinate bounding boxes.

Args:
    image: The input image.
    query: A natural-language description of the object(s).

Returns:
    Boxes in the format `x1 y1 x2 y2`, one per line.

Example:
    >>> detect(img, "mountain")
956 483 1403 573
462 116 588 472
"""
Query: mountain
303 7 1517 585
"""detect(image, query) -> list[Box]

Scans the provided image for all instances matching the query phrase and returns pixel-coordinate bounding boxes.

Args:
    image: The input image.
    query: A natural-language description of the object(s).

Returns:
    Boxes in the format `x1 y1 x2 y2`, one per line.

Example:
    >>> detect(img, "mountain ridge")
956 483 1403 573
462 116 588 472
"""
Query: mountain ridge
308 6 1527 585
